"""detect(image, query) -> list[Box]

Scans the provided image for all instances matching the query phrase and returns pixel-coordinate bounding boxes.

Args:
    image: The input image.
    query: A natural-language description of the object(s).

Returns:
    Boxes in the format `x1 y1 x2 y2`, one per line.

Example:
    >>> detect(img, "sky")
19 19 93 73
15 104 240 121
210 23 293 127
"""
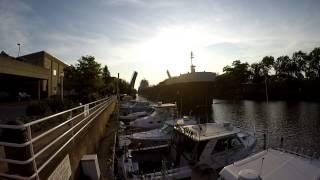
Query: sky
1 0 320 88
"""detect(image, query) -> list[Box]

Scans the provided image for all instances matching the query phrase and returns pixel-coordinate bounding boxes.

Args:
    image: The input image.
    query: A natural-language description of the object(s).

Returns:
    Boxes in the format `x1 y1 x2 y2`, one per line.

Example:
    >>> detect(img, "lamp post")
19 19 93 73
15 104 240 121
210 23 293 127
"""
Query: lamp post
17 43 21 57
60 72 64 101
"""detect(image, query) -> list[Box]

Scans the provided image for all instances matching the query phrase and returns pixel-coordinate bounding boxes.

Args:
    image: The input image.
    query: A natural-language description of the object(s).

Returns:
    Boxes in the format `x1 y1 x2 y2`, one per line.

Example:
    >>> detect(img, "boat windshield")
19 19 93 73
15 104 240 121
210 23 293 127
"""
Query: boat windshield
172 131 209 162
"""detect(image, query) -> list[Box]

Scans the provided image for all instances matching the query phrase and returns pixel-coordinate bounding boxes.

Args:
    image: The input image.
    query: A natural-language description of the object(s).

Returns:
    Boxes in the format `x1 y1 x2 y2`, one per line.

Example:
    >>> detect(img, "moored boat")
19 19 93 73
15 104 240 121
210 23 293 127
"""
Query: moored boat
128 103 177 129
129 116 197 143
219 148 320 180
120 122 257 179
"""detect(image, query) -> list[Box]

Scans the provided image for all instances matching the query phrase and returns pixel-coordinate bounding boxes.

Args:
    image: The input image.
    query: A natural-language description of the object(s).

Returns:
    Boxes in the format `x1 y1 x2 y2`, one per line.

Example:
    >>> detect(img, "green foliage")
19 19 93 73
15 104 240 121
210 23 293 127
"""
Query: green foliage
307 47 320 79
64 55 135 101
213 47 320 100
102 65 111 84
26 101 51 117
222 60 251 85
25 97 78 118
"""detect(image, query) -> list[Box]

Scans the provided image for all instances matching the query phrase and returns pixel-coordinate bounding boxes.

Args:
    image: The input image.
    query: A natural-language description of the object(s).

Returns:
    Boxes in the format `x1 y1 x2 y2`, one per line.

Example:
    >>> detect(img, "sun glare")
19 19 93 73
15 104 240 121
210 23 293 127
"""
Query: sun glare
138 26 212 78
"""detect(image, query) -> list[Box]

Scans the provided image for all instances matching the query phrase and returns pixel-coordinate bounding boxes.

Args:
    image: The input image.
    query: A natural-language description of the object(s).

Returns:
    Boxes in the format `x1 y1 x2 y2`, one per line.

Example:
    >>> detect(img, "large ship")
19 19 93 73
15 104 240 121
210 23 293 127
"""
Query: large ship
139 52 217 121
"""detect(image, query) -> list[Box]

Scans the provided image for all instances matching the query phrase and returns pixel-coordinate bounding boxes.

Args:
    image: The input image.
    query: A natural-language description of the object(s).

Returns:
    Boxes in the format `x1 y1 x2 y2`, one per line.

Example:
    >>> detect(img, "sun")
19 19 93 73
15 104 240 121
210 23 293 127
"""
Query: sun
138 26 210 77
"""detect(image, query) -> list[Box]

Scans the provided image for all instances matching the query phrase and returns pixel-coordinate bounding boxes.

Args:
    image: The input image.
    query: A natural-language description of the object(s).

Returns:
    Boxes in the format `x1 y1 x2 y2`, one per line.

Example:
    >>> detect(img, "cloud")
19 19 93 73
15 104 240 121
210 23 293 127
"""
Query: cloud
0 1 34 54
1 0 320 86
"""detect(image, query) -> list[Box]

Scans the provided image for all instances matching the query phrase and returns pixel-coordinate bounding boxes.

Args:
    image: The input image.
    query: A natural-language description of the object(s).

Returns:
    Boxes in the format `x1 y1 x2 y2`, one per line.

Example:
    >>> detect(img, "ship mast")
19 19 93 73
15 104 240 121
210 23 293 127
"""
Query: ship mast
190 51 195 73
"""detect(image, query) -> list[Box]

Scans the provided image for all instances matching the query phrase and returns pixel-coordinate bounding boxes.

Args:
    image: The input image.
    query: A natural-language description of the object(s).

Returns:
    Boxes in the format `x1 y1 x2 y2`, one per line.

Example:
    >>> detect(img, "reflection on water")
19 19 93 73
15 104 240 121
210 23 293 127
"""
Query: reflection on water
212 100 320 152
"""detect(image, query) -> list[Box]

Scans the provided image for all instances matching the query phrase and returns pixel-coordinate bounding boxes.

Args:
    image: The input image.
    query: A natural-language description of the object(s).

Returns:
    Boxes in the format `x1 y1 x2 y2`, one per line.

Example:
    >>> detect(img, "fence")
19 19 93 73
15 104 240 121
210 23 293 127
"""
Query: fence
0 96 115 180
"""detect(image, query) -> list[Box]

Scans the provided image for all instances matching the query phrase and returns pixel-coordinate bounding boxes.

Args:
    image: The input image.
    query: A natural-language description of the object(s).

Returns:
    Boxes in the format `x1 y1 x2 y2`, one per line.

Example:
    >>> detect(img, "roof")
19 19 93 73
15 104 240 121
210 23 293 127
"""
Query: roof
220 148 320 180
20 51 68 67
175 123 240 141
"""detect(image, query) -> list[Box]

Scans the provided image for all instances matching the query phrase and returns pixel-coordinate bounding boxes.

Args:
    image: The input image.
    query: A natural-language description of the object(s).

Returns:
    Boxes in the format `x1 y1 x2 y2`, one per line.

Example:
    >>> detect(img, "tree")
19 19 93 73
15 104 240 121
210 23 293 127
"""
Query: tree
102 65 111 83
261 56 274 76
250 63 263 83
274 56 292 79
290 51 307 80
138 79 150 93
307 47 320 80
223 60 251 84
64 56 103 102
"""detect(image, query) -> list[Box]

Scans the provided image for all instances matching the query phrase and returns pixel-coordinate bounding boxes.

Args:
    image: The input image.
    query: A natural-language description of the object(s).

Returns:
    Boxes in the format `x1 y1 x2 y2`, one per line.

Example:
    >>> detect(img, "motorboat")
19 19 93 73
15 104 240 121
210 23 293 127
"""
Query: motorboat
128 103 177 129
219 148 320 180
120 100 152 114
129 116 197 143
120 122 257 179
119 108 155 123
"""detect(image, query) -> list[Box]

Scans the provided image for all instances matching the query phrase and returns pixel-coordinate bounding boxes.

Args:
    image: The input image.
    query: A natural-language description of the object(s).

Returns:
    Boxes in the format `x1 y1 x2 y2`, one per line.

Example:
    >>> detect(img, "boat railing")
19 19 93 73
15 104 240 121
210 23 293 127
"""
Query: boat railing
274 147 319 160
0 96 115 180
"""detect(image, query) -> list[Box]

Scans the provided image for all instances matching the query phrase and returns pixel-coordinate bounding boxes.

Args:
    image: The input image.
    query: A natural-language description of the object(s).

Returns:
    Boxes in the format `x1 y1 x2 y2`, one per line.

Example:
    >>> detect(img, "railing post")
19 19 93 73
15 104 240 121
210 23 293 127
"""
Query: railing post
26 125 40 180
2 121 34 177
70 110 75 144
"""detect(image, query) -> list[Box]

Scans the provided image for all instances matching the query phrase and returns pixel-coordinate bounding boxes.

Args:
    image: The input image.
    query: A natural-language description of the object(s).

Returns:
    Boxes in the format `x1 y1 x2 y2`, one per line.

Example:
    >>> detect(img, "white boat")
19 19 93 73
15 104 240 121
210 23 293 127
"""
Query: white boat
120 100 151 114
119 109 154 123
128 103 177 129
129 116 197 143
219 148 320 180
120 122 257 179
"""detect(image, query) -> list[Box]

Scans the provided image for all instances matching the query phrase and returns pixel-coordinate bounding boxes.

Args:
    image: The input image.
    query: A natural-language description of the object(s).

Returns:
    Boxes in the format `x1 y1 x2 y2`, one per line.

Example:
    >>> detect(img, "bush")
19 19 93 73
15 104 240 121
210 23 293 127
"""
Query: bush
26 101 51 117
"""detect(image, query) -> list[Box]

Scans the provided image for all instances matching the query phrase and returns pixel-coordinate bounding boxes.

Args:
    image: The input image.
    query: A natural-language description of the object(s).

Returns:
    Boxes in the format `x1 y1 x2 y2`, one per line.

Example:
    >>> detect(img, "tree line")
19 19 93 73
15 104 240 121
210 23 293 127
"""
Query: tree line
64 55 134 102
214 47 320 100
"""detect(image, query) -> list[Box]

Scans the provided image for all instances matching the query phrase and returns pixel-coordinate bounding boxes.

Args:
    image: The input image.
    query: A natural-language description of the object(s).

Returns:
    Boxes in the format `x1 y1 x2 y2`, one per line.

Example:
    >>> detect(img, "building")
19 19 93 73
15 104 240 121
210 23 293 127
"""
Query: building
0 51 68 100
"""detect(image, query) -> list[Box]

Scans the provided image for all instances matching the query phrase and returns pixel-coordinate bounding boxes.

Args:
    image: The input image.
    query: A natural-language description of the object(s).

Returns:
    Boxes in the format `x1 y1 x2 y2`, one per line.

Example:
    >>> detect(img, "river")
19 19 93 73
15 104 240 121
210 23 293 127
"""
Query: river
212 99 320 153
137 95 320 155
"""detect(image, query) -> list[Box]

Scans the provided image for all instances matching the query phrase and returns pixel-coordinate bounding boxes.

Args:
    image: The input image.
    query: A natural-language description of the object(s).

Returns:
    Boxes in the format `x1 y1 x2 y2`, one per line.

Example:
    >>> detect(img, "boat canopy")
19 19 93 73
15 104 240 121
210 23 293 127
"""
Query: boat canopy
174 123 240 142
219 148 320 180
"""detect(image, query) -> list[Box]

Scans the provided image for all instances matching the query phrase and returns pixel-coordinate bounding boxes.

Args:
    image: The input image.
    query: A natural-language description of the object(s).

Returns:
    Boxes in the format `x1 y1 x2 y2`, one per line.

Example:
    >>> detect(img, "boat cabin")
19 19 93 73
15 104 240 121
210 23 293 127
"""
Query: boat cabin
121 123 256 179
172 123 256 170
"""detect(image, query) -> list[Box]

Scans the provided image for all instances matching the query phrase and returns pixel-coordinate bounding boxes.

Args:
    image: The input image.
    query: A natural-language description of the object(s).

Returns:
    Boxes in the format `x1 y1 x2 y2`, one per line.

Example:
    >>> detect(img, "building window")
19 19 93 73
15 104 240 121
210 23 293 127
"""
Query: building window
53 69 57 76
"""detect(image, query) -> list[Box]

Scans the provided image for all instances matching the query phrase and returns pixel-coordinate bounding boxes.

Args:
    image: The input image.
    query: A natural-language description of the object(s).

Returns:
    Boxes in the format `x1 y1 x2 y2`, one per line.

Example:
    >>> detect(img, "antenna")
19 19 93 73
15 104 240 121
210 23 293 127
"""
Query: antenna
190 51 196 73
191 51 194 65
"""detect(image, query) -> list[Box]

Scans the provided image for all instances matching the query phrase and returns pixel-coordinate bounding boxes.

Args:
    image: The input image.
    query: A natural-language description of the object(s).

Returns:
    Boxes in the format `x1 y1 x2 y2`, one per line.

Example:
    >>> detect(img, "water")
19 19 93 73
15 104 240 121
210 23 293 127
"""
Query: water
212 99 320 153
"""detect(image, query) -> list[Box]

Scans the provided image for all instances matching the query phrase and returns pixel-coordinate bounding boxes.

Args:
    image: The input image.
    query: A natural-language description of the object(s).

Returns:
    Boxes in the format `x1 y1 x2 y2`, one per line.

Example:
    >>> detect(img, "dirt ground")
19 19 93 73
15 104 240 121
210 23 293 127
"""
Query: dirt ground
97 108 119 180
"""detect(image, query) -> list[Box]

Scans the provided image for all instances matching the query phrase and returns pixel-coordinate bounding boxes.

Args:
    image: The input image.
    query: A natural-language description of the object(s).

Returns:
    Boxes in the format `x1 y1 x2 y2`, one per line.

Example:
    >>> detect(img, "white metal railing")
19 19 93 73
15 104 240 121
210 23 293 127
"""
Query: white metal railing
0 96 116 180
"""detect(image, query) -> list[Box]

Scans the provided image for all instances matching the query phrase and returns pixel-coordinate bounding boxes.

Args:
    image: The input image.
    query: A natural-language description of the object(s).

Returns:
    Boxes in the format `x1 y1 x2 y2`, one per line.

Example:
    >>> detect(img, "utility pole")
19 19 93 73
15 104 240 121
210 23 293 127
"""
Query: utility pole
265 75 269 104
17 43 21 57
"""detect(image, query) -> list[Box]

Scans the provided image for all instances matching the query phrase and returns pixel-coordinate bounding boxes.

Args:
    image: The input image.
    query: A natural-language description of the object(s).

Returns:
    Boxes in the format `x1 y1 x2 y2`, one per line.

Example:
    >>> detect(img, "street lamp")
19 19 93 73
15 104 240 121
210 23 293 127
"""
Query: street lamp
17 43 21 57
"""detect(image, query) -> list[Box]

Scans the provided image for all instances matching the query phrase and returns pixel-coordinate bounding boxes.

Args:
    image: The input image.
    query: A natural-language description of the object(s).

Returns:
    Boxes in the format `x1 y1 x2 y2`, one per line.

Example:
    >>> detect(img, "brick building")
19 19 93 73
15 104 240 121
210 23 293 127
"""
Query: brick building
0 51 68 100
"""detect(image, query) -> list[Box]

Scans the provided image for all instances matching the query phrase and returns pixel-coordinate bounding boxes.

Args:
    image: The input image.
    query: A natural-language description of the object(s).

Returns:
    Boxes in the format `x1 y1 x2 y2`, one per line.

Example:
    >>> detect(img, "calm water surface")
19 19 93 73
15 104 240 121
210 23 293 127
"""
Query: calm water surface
212 99 320 153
